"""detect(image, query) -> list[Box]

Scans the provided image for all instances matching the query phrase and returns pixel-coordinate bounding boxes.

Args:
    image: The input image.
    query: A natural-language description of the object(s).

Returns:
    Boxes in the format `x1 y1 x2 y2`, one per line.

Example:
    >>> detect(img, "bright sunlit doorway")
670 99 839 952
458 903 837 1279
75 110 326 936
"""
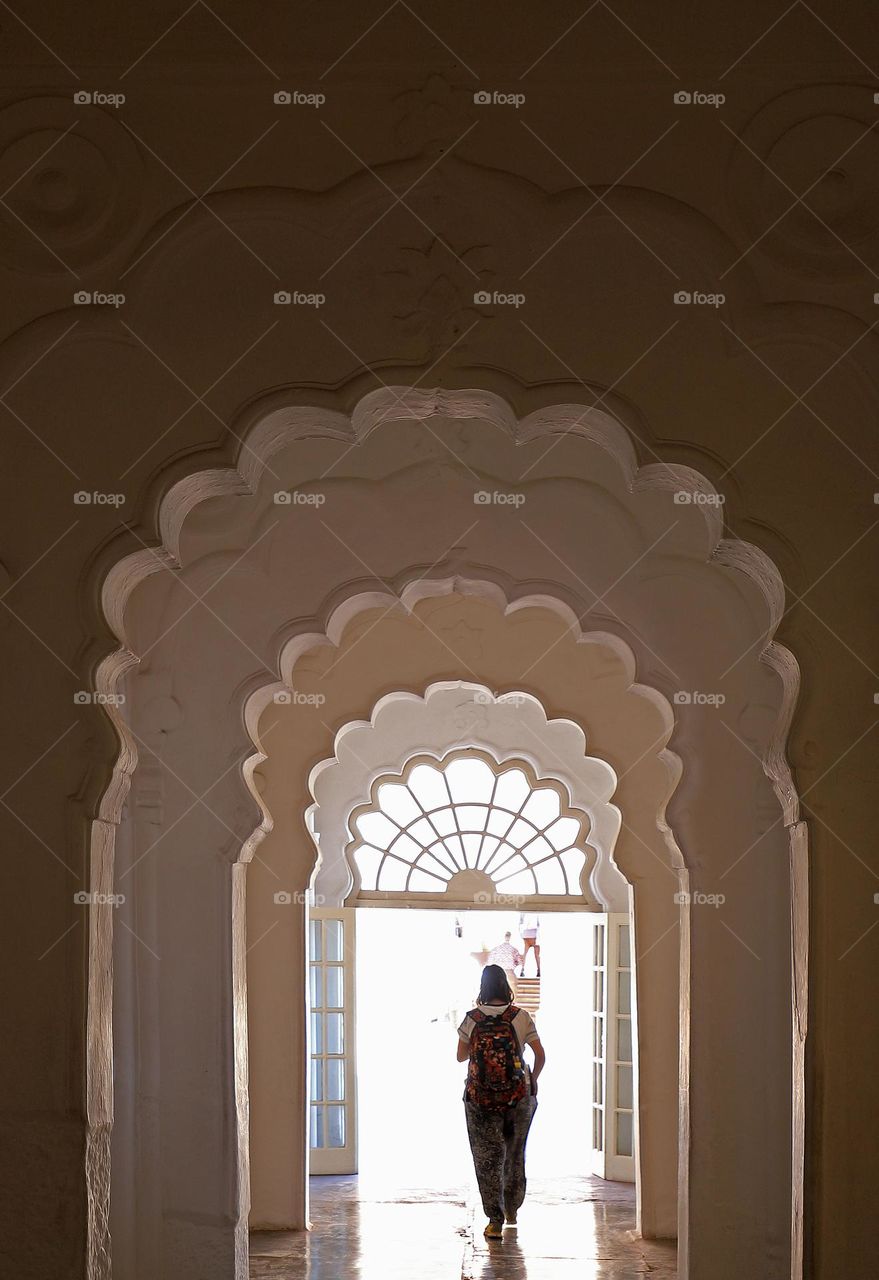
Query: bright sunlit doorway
307 905 637 1200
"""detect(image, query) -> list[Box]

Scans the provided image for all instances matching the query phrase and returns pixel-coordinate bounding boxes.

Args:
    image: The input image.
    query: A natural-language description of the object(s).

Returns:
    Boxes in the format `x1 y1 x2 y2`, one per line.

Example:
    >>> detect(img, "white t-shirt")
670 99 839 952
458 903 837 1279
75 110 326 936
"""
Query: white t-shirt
457 1002 540 1054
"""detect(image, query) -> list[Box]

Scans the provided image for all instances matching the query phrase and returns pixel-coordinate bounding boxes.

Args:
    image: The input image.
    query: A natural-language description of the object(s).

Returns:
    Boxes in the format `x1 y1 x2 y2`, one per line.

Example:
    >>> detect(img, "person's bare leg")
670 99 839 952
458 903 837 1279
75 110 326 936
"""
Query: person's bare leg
534 942 540 977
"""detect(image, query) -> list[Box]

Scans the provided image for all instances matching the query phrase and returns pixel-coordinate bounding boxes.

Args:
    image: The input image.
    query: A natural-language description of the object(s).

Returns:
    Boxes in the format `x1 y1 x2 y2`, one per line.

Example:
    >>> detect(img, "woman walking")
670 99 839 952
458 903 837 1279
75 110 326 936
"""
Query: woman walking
456 964 545 1238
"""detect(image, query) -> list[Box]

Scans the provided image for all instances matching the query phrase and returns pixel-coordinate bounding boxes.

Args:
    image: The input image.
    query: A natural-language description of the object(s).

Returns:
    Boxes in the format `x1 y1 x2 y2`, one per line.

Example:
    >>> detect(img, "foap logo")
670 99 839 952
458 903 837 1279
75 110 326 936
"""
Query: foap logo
74 490 126 506
473 689 528 707
473 89 525 108
74 690 126 706
673 90 725 108
674 890 725 907
673 490 725 506
74 890 126 906
673 290 725 308
273 89 325 108
273 489 326 506
473 489 526 507
273 689 326 707
74 90 126 108
474 289 526 308
273 889 327 905
673 690 726 707
74 291 125 307
474 889 527 906
273 289 326 307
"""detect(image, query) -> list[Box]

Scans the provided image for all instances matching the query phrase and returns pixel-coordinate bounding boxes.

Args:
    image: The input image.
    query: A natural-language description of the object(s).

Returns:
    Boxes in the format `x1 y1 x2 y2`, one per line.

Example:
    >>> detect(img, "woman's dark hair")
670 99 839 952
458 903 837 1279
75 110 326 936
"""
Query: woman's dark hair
478 963 513 1005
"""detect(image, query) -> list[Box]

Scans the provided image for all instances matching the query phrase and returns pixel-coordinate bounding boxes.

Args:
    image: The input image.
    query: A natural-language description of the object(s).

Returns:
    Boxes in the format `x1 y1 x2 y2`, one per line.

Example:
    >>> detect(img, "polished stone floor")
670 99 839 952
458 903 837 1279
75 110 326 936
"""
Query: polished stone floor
250 1175 678 1279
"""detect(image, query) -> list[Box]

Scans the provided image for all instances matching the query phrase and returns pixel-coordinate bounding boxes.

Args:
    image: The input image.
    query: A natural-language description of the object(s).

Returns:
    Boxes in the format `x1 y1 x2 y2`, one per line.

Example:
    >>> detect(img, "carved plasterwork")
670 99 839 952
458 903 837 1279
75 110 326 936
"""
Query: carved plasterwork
729 84 879 278
306 681 645 911
0 96 143 276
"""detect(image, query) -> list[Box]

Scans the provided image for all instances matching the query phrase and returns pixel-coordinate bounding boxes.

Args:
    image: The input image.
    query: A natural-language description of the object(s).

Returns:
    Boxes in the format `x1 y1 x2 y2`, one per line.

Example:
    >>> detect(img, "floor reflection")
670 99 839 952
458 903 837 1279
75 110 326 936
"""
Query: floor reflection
470 1230 528 1280
250 1176 677 1279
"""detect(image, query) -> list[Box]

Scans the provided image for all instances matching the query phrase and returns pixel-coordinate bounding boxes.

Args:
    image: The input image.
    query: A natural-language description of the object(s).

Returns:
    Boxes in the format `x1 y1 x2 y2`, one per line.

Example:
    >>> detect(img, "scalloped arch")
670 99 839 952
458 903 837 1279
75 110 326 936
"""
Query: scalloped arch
235 581 685 880
92 386 800 840
301 678 664 912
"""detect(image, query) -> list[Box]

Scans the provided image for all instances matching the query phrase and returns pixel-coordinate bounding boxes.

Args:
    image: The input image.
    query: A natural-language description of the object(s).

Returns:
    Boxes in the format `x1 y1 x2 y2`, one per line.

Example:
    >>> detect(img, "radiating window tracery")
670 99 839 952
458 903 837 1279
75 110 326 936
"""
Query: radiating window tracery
351 754 588 897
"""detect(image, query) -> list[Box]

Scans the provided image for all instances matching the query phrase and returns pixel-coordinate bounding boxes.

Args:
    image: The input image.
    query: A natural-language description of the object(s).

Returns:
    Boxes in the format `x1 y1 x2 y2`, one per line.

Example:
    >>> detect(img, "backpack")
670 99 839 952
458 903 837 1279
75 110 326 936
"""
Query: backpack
464 1006 528 1110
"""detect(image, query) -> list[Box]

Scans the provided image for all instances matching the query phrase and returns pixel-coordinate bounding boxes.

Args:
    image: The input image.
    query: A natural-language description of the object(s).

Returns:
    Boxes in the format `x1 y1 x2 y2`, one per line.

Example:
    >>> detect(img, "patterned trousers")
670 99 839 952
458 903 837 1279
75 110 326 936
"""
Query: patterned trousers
464 1095 538 1223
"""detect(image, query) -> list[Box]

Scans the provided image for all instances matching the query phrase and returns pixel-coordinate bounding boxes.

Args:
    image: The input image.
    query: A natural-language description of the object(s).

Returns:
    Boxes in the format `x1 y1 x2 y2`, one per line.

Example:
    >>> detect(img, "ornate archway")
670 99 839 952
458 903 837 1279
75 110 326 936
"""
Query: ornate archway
92 390 804 1280
288 674 674 1204
305 679 644 912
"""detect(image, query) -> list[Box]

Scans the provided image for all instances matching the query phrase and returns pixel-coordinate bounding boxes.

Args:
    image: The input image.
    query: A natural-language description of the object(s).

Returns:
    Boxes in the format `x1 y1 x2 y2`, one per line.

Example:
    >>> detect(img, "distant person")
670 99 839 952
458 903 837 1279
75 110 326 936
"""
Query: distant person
456 964 545 1238
518 913 541 976
487 931 522 993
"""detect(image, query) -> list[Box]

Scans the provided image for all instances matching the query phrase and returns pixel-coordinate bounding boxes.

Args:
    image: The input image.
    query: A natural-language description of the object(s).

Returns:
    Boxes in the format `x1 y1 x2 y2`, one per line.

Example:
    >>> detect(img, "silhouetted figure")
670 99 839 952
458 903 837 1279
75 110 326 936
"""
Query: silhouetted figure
456 964 546 1238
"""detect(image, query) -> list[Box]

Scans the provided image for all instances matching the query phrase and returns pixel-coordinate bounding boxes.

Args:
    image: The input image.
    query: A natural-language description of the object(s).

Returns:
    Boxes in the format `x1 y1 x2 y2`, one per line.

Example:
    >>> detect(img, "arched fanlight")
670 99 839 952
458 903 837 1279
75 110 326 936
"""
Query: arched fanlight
350 753 588 898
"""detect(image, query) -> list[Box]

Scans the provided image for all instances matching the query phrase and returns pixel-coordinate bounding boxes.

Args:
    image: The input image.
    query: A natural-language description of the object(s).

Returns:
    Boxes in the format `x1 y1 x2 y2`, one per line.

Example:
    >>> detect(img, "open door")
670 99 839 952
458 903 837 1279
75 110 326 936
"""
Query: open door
308 907 357 1174
590 912 636 1182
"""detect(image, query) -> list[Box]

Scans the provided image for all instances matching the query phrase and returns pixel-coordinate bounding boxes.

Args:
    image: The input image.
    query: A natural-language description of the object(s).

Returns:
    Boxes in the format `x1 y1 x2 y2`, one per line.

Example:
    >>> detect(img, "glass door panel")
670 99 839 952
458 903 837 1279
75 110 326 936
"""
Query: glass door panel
590 917 607 1177
308 907 357 1174
605 913 636 1182
591 912 636 1183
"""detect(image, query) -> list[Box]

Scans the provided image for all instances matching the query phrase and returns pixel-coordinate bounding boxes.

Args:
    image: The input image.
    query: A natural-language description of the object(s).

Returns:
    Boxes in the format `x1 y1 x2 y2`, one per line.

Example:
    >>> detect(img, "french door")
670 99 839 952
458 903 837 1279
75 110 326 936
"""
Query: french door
590 911 636 1182
308 907 357 1174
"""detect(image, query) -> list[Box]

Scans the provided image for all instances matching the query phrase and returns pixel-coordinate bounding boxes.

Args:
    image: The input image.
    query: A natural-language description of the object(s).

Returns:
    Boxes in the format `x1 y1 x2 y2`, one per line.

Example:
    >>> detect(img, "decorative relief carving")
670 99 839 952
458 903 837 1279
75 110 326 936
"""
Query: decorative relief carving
382 237 488 348
729 85 879 277
393 75 474 151
0 96 143 276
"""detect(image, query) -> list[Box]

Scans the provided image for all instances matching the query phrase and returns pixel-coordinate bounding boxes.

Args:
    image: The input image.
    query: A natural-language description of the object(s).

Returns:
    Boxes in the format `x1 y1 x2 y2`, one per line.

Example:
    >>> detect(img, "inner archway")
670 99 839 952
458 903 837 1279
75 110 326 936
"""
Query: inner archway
306 681 635 914
282 676 669 1243
243 586 732 1258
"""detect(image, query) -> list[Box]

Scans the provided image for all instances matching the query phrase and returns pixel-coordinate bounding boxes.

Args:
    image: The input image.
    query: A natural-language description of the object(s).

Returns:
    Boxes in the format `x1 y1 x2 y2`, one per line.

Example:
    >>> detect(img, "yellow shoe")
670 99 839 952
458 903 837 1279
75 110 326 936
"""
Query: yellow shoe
484 1220 503 1239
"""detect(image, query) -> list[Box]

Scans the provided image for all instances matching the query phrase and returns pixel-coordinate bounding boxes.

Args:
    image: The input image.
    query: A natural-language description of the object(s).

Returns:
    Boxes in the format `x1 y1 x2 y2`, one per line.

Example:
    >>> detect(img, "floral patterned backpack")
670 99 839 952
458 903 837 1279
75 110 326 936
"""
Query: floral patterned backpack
465 1006 528 1110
